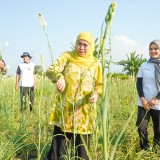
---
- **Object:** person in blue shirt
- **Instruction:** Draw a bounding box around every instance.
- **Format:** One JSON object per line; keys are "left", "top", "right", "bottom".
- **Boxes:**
{"left": 136, "top": 40, "right": 160, "bottom": 150}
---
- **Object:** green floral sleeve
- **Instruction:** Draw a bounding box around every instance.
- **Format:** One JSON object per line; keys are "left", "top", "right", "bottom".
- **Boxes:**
{"left": 46, "top": 54, "right": 67, "bottom": 83}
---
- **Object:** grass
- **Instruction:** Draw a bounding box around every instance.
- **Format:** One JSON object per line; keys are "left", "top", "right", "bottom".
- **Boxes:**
{"left": 0, "top": 75, "right": 159, "bottom": 159}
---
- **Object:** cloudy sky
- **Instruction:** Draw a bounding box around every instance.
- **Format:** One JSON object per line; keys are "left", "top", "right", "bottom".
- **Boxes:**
{"left": 0, "top": 0, "right": 160, "bottom": 75}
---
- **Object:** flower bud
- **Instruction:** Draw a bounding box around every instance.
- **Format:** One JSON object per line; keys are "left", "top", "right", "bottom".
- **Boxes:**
{"left": 38, "top": 13, "right": 47, "bottom": 29}
{"left": 105, "top": 2, "right": 117, "bottom": 24}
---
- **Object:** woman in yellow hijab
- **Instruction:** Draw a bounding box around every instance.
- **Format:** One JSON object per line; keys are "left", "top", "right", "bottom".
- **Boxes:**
{"left": 46, "top": 32, "right": 102, "bottom": 160}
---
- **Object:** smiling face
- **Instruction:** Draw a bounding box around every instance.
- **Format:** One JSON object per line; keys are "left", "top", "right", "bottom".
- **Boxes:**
{"left": 75, "top": 40, "right": 91, "bottom": 57}
{"left": 149, "top": 43, "right": 160, "bottom": 59}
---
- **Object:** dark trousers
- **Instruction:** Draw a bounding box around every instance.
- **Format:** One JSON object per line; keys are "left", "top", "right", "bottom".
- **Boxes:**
{"left": 47, "top": 125, "right": 90, "bottom": 160}
{"left": 20, "top": 86, "right": 34, "bottom": 111}
{"left": 136, "top": 106, "right": 160, "bottom": 149}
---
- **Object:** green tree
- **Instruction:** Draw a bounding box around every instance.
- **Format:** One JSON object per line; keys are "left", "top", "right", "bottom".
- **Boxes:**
{"left": 117, "top": 51, "right": 147, "bottom": 77}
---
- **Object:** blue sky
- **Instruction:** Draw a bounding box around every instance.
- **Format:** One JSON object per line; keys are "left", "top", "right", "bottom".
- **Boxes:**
{"left": 1, "top": 0, "right": 160, "bottom": 75}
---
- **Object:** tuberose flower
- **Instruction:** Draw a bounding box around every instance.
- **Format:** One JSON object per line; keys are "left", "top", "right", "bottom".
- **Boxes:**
{"left": 38, "top": 13, "right": 47, "bottom": 29}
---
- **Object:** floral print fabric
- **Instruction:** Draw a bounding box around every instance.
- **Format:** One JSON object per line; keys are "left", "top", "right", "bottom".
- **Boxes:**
{"left": 47, "top": 54, "right": 102, "bottom": 134}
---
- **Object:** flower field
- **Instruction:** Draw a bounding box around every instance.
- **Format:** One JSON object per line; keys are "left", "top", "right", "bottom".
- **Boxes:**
{"left": 0, "top": 75, "right": 159, "bottom": 160}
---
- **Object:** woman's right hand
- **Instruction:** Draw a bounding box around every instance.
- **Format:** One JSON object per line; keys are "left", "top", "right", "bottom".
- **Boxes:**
{"left": 57, "top": 78, "right": 66, "bottom": 92}
{"left": 140, "top": 97, "right": 150, "bottom": 110}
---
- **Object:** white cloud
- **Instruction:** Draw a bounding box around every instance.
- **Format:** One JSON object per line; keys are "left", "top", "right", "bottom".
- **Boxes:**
{"left": 115, "top": 35, "right": 138, "bottom": 46}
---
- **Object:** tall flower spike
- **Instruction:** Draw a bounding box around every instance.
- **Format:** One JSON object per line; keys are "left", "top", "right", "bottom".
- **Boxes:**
{"left": 105, "top": 2, "right": 116, "bottom": 24}
{"left": 40, "top": 54, "right": 44, "bottom": 72}
{"left": 39, "top": 13, "right": 47, "bottom": 29}
{"left": 38, "top": 13, "right": 54, "bottom": 63}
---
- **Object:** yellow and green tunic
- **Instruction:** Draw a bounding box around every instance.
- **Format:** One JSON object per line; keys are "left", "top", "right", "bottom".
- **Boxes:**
{"left": 46, "top": 32, "right": 102, "bottom": 134}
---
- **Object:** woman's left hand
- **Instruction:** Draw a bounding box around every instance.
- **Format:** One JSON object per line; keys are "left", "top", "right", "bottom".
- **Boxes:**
{"left": 89, "top": 92, "right": 98, "bottom": 103}
{"left": 148, "top": 98, "right": 159, "bottom": 107}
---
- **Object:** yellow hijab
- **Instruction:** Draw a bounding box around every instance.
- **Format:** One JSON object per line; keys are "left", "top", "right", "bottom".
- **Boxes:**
{"left": 64, "top": 32, "right": 98, "bottom": 69}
